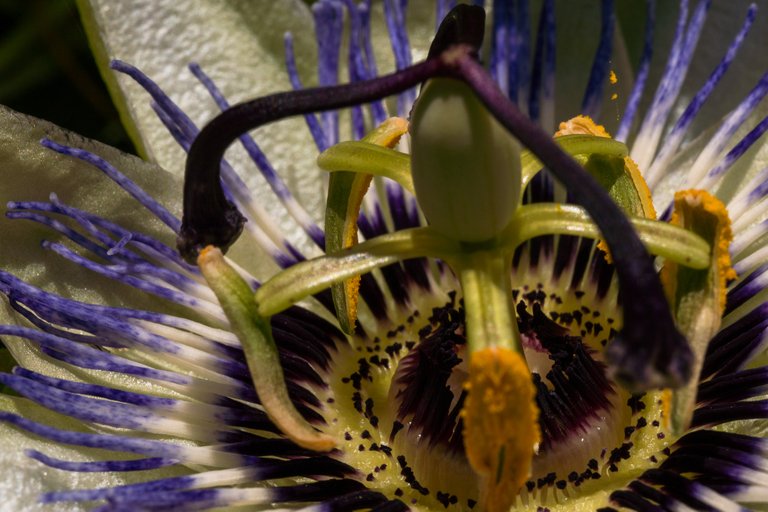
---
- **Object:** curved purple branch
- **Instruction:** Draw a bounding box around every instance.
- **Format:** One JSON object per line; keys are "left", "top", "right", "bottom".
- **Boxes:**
{"left": 177, "top": 56, "right": 447, "bottom": 263}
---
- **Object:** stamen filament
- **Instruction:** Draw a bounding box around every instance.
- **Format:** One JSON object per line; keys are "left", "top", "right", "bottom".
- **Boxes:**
{"left": 197, "top": 246, "right": 335, "bottom": 452}
{"left": 321, "top": 133, "right": 629, "bottom": 203}
{"left": 318, "top": 141, "right": 414, "bottom": 194}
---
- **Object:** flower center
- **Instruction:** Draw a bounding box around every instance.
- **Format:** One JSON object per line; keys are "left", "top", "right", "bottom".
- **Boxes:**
{"left": 313, "top": 256, "right": 671, "bottom": 510}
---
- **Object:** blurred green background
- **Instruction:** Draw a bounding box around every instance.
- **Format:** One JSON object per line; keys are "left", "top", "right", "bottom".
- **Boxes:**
{"left": 1, "top": 0, "right": 133, "bottom": 152}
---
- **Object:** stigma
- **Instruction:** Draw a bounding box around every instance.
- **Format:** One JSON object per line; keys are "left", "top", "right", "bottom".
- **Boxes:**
{"left": 462, "top": 347, "right": 540, "bottom": 512}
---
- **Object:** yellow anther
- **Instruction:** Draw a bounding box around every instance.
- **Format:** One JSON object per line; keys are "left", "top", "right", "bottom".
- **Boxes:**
{"left": 366, "top": 116, "right": 410, "bottom": 147}
{"left": 664, "top": 189, "right": 737, "bottom": 313}
{"left": 462, "top": 347, "right": 540, "bottom": 512}
{"left": 660, "top": 190, "right": 736, "bottom": 435}
{"left": 555, "top": 116, "right": 656, "bottom": 219}
{"left": 609, "top": 70, "right": 618, "bottom": 84}
{"left": 340, "top": 117, "right": 408, "bottom": 329}
{"left": 660, "top": 388, "right": 673, "bottom": 431}
{"left": 556, "top": 116, "right": 658, "bottom": 261}
{"left": 595, "top": 154, "right": 656, "bottom": 262}
{"left": 623, "top": 156, "right": 657, "bottom": 220}
{"left": 554, "top": 115, "right": 611, "bottom": 138}
{"left": 324, "top": 117, "right": 409, "bottom": 333}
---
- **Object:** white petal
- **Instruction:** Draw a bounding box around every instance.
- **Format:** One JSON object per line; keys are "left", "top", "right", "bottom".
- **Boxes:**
{"left": 77, "top": 0, "right": 315, "bottom": 174}
{"left": 77, "top": 0, "right": 338, "bottom": 244}
{"left": 0, "top": 105, "right": 179, "bottom": 299}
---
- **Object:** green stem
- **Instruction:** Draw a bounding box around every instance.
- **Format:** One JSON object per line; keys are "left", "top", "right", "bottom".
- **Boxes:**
{"left": 454, "top": 251, "right": 522, "bottom": 354}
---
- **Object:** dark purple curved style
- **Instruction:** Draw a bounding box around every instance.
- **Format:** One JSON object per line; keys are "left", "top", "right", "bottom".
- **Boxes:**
{"left": 177, "top": 56, "right": 446, "bottom": 263}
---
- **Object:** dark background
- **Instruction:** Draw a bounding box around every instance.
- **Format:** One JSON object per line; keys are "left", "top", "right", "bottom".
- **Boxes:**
{"left": 1, "top": 0, "right": 132, "bottom": 151}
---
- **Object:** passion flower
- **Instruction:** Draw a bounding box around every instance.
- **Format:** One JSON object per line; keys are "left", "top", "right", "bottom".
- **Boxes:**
{"left": 0, "top": 2, "right": 767, "bottom": 512}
